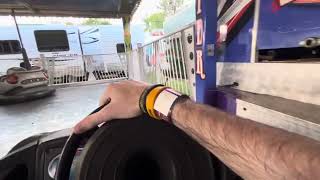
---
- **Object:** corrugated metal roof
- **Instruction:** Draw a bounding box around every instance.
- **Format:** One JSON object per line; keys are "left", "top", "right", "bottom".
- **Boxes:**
{"left": 0, "top": 0, "right": 141, "bottom": 18}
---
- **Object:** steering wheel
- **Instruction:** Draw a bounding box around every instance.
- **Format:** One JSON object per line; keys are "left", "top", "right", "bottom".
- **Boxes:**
{"left": 55, "top": 105, "right": 215, "bottom": 180}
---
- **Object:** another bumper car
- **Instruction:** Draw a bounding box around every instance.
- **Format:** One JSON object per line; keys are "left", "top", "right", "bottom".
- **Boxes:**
{"left": 0, "top": 66, "right": 56, "bottom": 105}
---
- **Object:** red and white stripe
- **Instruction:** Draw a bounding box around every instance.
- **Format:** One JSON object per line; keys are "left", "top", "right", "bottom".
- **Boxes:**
{"left": 279, "top": 0, "right": 320, "bottom": 6}
{"left": 217, "top": 0, "right": 254, "bottom": 42}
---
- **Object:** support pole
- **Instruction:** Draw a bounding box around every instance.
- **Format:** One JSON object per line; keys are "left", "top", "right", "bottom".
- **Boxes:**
{"left": 194, "top": 0, "right": 218, "bottom": 104}
{"left": 122, "top": 16, "right": 132, "bottom": 52}
{"left": 12, "top": 9, "right": 31, "bottom": 70}
{"left": 78, "top": 29, "right": 88, "bottom": 78}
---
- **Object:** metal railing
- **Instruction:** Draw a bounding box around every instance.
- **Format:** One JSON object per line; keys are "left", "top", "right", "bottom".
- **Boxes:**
{"left": 32, "top": 53, "right": 128, "bottom": 86}
{"left": 0, "top": 26, "right": 196, "bottom": 97}
{"left": 132, "top": 25, "right": 196, "bottom": 98}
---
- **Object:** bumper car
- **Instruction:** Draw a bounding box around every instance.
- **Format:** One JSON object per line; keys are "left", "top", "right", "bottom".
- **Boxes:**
{"left": 0, "top": 66, "right": 56, "bottom": 105}
{"left": 0, "top": 115, "right": 241, "bottom": 180}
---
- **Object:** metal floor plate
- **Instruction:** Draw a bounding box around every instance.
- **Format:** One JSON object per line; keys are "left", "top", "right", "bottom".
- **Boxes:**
{"left": 0, "top": 83, "right": 108, "bottom": 158}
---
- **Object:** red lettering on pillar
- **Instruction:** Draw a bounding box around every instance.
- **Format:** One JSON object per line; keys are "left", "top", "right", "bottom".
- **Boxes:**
{"left": 197, "top": 0, "right": 202, "bottom": 14}
{"left": 196, "top": 50, "right": 206, "bottom": 79}
{"left": 196, "top": 19, "right": 203, "bottom": 46}
{"left": 195, "top": 0, "right": 205, "bottom": 80}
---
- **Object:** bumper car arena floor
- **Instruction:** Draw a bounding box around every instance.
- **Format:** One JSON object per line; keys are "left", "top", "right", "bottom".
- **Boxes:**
{"left": 0, "top": 83, "right": 107, "bottom": 158}
{"left": 0, "top": 86, "right": 56, "bottom": 105}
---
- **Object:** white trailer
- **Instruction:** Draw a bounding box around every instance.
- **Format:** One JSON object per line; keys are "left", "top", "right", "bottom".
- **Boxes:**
{"left": 0, "top": 24, "right": 144, "bottom": 80}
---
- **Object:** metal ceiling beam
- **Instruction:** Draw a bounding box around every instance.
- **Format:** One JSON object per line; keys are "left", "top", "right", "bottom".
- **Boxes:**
{"left": 0, "top": 0, "right": 141, "bottom": 18}
{"left": 0, "top": 9, "right": 132, "bottom": 18}
{"left": 17, "top": 0, "right": 35, "bottom": 12}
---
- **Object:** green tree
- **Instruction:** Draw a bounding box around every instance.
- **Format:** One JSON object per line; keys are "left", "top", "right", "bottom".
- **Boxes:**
{"left": 159, "top": 0, "right": 184, "bottom": 15}
{"left": 82, "top": 18, "right": 111, "bottom": 25}
{"left": 65, "top": 22, "right": 74, "bottom": 26}
{"left": 144, "top": 12, "right": 165, "bottom": 32}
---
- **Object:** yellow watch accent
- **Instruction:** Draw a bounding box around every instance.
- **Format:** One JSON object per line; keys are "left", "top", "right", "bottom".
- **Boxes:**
{"left": 146, "top": 86, "right": 167, "bottom": 119}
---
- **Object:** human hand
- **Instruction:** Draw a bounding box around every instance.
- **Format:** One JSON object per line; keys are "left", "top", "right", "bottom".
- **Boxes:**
{"left": 74, "top": 80, "right": 148, "bottom": 134}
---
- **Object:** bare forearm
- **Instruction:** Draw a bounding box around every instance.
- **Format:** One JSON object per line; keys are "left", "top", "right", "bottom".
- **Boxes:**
{"left": 172, "top": 100, "right": 320, "bottom": 180}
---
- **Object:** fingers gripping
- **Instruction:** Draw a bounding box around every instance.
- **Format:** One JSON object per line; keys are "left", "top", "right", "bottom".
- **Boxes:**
{"left": 74, "top": 99, "right": 113, "bottom": 134}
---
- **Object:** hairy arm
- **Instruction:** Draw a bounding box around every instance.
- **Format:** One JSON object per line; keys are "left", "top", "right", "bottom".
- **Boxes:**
{"left": 172, "top": 99, "right": 320, "bottom": 180}
{"left": 74, "top": 81, "right": 320, "bottom": 180}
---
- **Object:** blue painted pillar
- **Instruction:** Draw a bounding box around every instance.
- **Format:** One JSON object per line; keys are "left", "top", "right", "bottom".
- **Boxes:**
{"left": 195, "top": 0, "right": 217, "bottom": 104}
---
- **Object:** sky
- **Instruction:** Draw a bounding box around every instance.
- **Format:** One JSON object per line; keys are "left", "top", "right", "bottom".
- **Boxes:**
{"left": 0, "top": 0, "right": 163, "bottom": 26}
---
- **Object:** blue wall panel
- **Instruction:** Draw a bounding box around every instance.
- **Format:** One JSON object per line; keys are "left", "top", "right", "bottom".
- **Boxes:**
{"left": 258, "top": 1, "right": 320, "bottom": 49}
{"left": 220, "top": 18, "right": 253, "bottom": 63}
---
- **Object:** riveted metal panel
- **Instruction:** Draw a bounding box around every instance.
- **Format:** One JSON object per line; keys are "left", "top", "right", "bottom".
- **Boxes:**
{"left": 236, "top": 99, "right": 320, "bottom": 141}
{"left": 182, "top": 26, "right": 196, "bottom": 99}
{"left": 217, "top": 62, "right": 320, "bottom": 106}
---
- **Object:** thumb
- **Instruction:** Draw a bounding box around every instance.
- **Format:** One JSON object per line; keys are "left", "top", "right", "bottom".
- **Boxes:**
{"left": 73, "top": 104, "right": 114, "bottom": 134}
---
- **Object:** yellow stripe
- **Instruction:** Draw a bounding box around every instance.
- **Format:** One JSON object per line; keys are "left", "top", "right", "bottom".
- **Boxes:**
{"left": 146, "top": 86, "right": 167, "bottom": 119}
